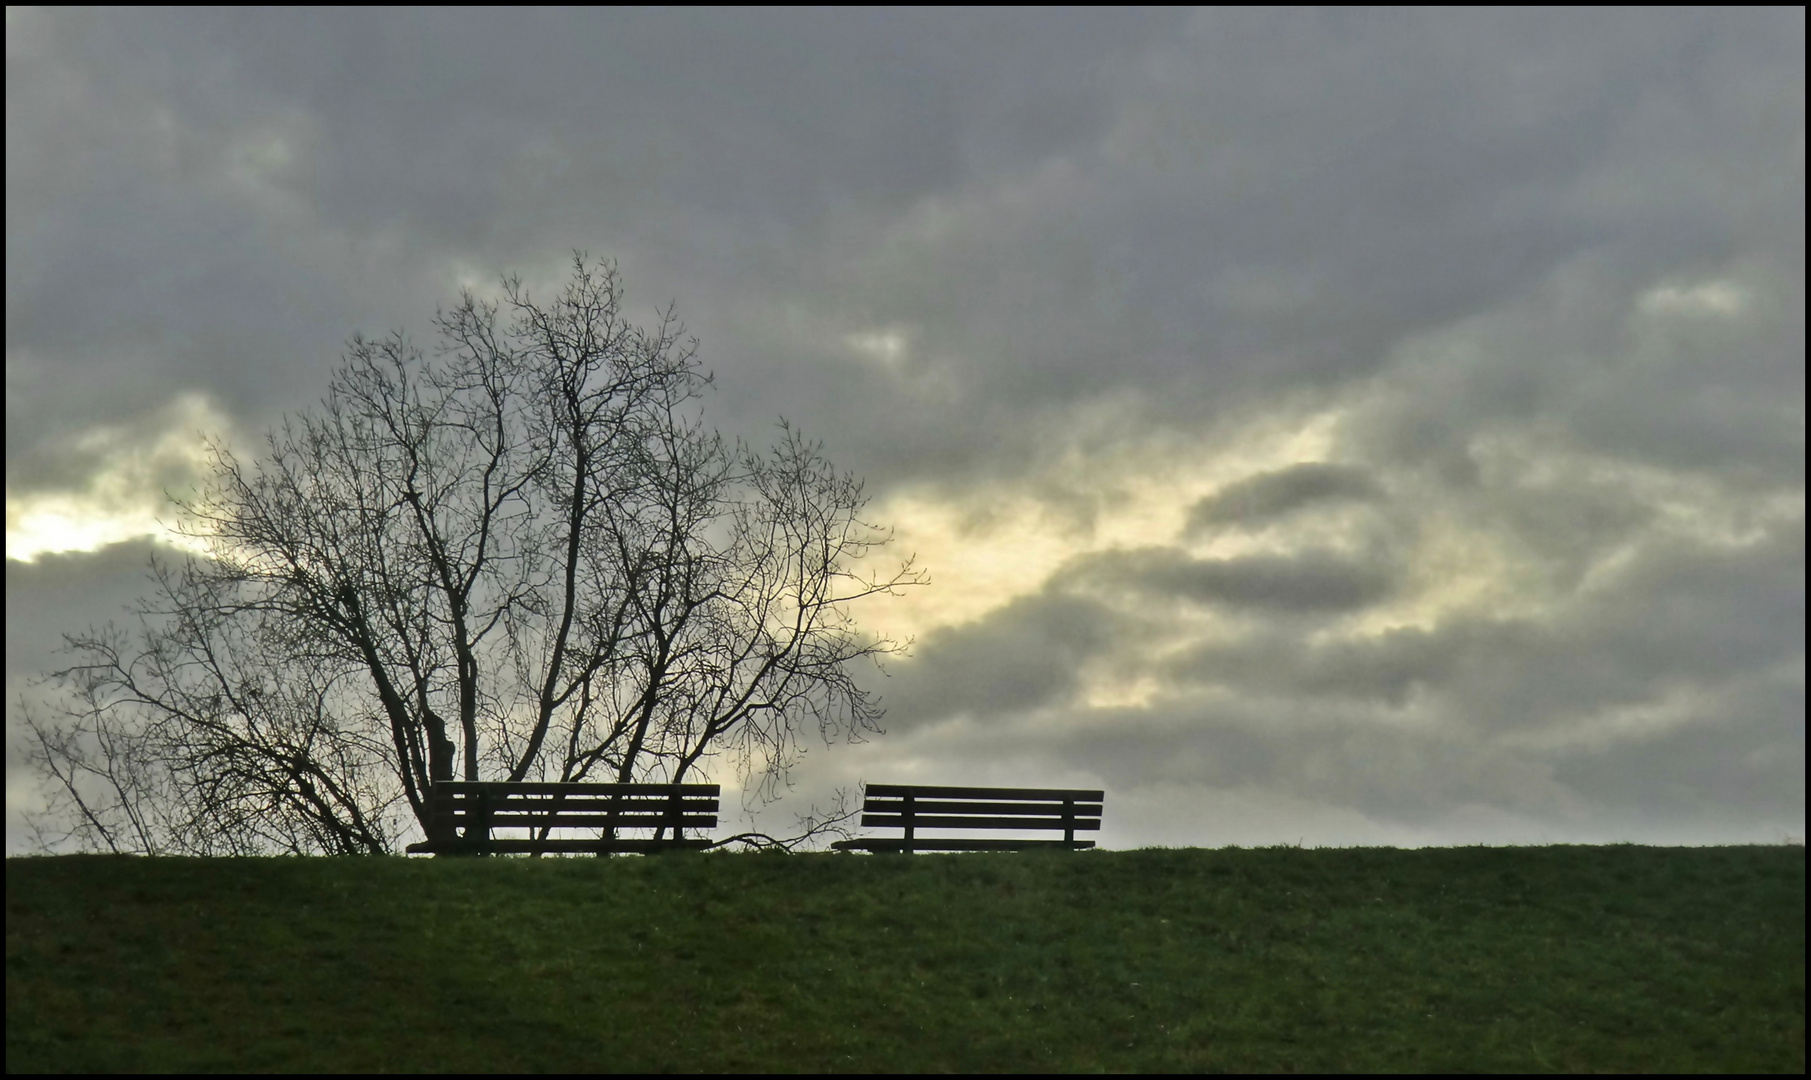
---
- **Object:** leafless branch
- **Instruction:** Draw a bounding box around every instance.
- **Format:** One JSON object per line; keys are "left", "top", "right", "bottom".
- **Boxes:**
{"left": 14, "top": 254, "right": 921, "bottom": 855}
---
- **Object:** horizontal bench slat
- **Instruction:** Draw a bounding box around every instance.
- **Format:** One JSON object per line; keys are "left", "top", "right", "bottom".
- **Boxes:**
{"left": 865, "top": 785, "right": 1103, "bottom": 801}
{"left": 430, "top": 811, "right": 715, "bottom": 823}
{"left": 424, "top": 810, "right": 717, "bottom": 820}
{"left": 862, "top": 799, "right": 1101, "bottom": 816}
{"left": 428, "top": 797, "right": 719, "bottom": 812}
{"left": 832, "top": 838, "right": 1096, "bottom": 852}
{"left": 445, "top": 814, "right": 718, "bottom": 829}
{"left": 407, "top": 838, "right": 715, "bottom": 855}
{"left": 860, "top": 815, "right": 1100, "bottom": 831}
{"left": 432, "top": 782, "right": 720, "bottom": 795}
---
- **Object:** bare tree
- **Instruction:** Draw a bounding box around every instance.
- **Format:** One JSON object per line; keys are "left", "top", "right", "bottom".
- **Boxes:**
{"left": 15, "top": 255, "right": 921, "bottom": 854}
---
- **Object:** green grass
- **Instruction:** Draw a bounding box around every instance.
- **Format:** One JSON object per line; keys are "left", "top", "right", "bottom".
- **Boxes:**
{"left": 6, "top": 845, "right": 1803, "bottom": 1073}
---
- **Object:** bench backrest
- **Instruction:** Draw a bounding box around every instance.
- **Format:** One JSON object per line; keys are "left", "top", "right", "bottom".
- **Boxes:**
{"left": 861, "top": 784, "right": 1104, "bottom": 850}
{"left": 426, "top": 782, "right": 720, "bottom": 848}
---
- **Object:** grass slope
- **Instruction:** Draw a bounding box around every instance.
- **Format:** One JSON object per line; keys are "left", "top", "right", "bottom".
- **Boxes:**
{"left": 6, "top": 846, "right": 1804, "bottom": 1073}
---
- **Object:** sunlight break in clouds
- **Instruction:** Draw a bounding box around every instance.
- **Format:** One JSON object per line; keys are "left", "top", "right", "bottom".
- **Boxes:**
{"left": 1637, "top": 280, "right": 1748, "bottom": 318}
{"left": 5, "top": 393, "right": 225, "bottom": 563}
{"left": 845, "top": 329, "right": 908, "bottom": 371}
{"left": 853, "top": 403, "right": 1345, "bottom": 648}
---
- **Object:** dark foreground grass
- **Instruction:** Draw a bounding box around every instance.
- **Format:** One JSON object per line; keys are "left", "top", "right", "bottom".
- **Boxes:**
{"left": 6, "top": 845, "right": 1803, "bottom": 1073}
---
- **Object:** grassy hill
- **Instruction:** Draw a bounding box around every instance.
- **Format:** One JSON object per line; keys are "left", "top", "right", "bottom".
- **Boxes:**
{"left": 6, "top": 845, "right": 1803, "bottom": 1073}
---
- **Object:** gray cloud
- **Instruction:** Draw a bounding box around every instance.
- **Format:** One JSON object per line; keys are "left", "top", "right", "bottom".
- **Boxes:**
{"left": 1078, "top": 546, "right": 1401, "bottom": 615}
{"left": 6, "top": 540, "right": 177, "bottom": 853}
{"left": 1551, "top": 669, "right": 1804, "bottom": 828}
{"left": 854, "top": 487, "right": 1800, "bottom": 840}
{"left": 1185, "top": 464, "right": 1383, "bottom": 532}
{"left": 1167, "top": 516, "right": 1803, "bottom": 727}
{"left": 5, "top": 539, "right": 168, "bottom": 684}
{"left": 874, "top": 592, "right": 1126, "bottom": 730}
{"left": 7, "top": 8, "right": 1802, "bottom": 847}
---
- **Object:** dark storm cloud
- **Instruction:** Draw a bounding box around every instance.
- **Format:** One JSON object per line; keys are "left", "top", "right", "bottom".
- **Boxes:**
{"left": 14, "top": 8, "right": 1797, "bottom": 486}
{"left": 874, "top": 592, "right": 1126, "bottom": 730}
{"left": 1076, "top": 546, "right": 1400, "bottom": 615}
{"left": 1167, "top": 517, "right": 1803, "bottom": 724}
{"left": 1334, "top": 255, "right": 1806, "bottom": 498}
{"left": 6, "top": 7, "right": 1191, "bottom": 491}
{"left": 1184, "top": 464, "right": 1383, "bottom": 532}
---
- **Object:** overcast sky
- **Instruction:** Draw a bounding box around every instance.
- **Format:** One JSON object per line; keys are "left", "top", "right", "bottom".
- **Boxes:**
{"left": 7, "top": 8, "right": 1803, "bottom": 851}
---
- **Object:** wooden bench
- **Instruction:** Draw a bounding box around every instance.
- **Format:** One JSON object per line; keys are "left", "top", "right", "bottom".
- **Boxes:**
{"left": 404, "top": 781, "right": 719, "bottom": 856}
{"left": 829, "top": 784, "right": 1104, "bottom": 853}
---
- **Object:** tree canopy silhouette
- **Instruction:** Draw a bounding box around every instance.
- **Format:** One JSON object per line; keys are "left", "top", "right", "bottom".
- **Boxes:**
{"left": 18, "top": 256, "right": 921, "bottom": 855}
